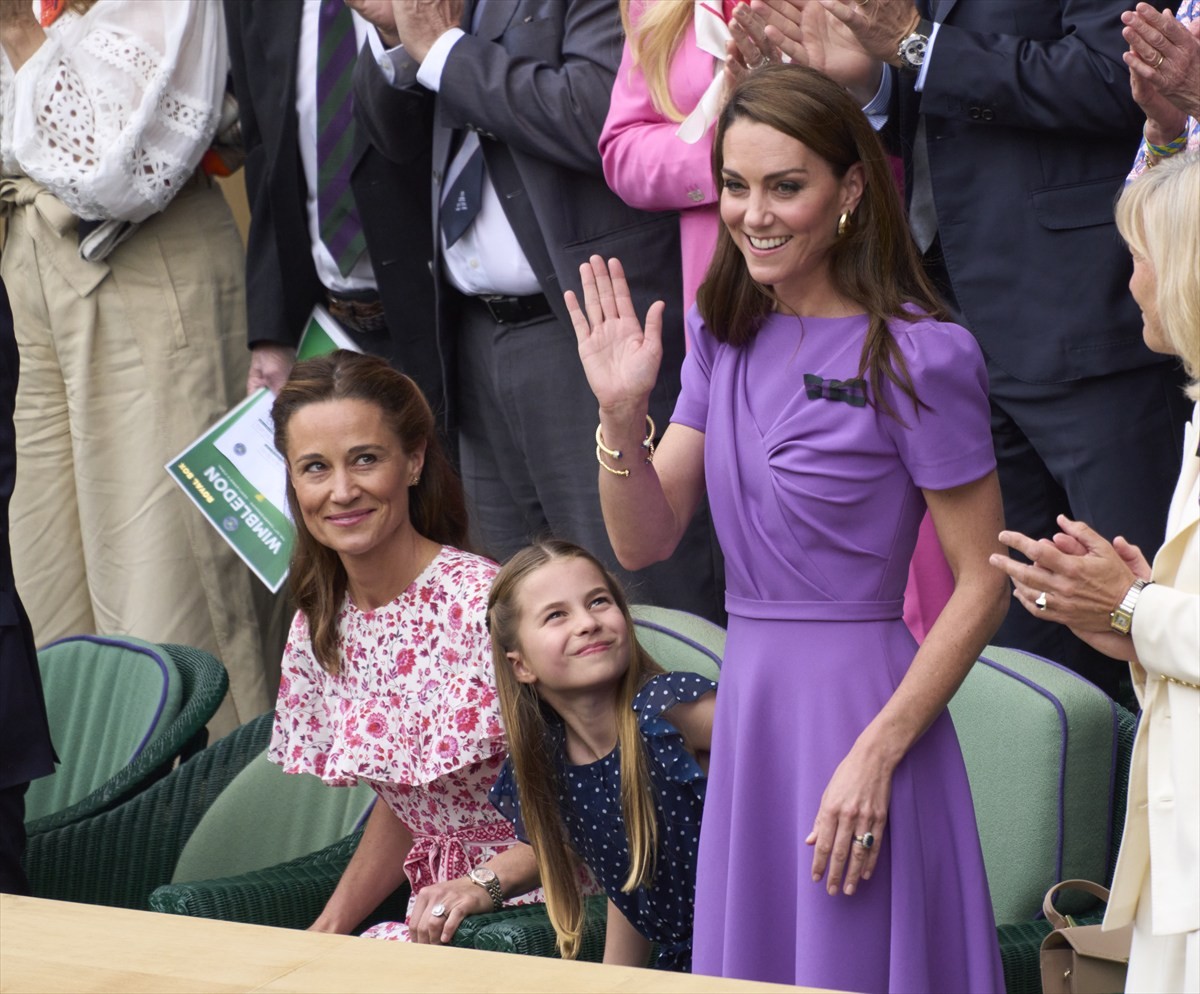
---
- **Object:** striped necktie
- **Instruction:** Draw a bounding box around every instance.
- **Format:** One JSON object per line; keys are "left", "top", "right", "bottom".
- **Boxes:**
{"left": 316, "top": 0, "right": 366, "bottom": 276}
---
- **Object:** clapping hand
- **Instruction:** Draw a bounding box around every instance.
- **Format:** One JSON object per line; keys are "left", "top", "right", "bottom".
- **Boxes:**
{"left": 566, "top": 256, "right": 664, "bottom": 417}
{"left": 1123, "top": 1, "right": 1200, "bottom": 139}
{"left": 750, "top": 0, "right": 882, "bottom": 102}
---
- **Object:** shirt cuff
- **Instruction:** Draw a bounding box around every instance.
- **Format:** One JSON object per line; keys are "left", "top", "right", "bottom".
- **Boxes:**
{"left": 415, "top": 27, "right": 466, "bottom": 92}
{"left": 914, "top": 21, "right": 941, "bottom": 92}
{"left": 862, "top": 68, "right": 892, "bottom": 131}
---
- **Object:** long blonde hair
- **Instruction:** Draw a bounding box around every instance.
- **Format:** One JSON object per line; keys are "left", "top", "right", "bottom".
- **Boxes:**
{"left": 1115, "top": 152, "right": 1200, "bottom": 400}
{"left": 619, "top": 0, "right": 694, "bottom": 123}
{"left": 488, "top": 541, "right": 664, "bottom": 959}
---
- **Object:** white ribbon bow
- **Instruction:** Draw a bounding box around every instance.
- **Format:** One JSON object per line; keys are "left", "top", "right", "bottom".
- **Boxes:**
{"left": 675, "top": 0, "right": 732, "bottom": 145}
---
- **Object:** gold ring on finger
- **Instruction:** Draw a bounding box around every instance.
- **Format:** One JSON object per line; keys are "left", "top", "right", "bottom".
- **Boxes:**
{"left": 852, "top": 831, "right": 875, "bottom": 850}
{"left": 1151, "top": 50, "right": 1165, "bottom": 69}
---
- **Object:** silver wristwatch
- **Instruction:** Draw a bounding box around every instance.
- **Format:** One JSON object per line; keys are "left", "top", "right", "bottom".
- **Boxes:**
{"left": 1110, "top": 579, "right": 1153, "bottom": 635}
{"left": 469, "top": 866, "right": 503, "bottom": 911}
{"left": 896, "top": 18, "right": 933, "bottom": 71}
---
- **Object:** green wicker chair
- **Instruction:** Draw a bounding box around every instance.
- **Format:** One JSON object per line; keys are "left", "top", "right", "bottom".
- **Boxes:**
{"left": 949, "top": 646, "right": 1138, "bottom": 994}
{"left": 24, "top": 707, "right": 269, "bottom": 908}
{"left": 147, "top": 728, "right": 377, "bottom": 926}
{"left": 25, "top": 637, "right": 228, "bottom": 838}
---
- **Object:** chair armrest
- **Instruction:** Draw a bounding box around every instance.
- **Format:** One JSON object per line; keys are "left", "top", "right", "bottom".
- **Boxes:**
{"left": 149, "top": 833, "right": 365, "bottom": 929}
{"left": 451, "top": 895, "right": 608, "bottom": 960}
{"left": 150, "top": 830, "right": 412, "bottom": 934}
{"left": 24, "top": 711, "right": 273, "bottom": 908}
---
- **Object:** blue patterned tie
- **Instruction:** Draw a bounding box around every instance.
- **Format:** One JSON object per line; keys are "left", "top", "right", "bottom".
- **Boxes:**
{"left": 317, "top": 0, "right": 366, "bottom": 276}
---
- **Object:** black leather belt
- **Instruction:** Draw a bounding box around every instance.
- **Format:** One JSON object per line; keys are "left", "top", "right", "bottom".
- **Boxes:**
{"left": 476, "top": 292, "right": 553, "bottom": 325}
{"left": 326, "top": 288, "right": 387, "bottom": 335}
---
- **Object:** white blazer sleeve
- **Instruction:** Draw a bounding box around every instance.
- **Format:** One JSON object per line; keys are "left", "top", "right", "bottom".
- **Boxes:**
{"left": 1132, "top": 568, "right": 1200, "bottom": 687}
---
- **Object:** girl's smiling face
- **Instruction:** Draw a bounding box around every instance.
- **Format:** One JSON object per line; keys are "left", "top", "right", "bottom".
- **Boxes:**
{"left": 506, "top": 557, "right": 631, "bottom": 701}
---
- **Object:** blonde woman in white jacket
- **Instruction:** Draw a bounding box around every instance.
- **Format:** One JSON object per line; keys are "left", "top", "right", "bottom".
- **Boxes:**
{"left": 991, "top": 151, "right": 1199, "bottom": 993}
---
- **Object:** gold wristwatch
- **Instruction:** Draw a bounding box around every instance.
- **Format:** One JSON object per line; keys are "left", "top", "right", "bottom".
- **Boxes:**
{"left": 469, "top": 866, "right": 503, "bottom": 911}
{"left": 1110, "top": 579, "right": 1152, "bottom": 635}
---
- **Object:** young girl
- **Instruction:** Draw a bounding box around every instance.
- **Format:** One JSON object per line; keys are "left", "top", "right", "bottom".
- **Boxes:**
{"left": 487, "top": 541, "right": 716, "bottom": 971}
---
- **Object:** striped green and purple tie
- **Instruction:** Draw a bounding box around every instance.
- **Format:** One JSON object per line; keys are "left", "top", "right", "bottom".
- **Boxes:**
{"left": 316, "top": 0, "right": 366, "bottom": 276}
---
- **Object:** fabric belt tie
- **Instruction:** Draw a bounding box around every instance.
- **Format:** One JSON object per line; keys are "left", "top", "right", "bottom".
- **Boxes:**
{"left": 0, "top": 176, "right": 110, "bottom": 297}
{"left": 725, "top": 593, "right": 904, "bottom": 622}
{"left": 403, "top": 822, "right": 518, "bottom": 895}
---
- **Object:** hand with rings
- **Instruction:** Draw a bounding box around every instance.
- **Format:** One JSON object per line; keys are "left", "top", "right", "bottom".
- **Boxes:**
{"left": 988, "top": 515, "right": 1147, "bottom": 634}
{"left": 1122, "top": 2, "right": 1200, "bottom": 125}
{"left": 807, "top": 744, "right": 892, "bottom": 897}
{"left": 725, "top": 2, "right": 781, "bottom": 86}
{"left": 407, "top": 876, "right": 493, "bottom": 944}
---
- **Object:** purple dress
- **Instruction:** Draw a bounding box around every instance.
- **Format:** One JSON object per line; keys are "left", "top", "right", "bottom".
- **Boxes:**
{"left": 674, "top": 309, "right": 1005, "bottom": 993}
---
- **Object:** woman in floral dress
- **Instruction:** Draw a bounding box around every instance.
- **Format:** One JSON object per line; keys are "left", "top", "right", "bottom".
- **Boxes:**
{"left": 269, "top": 350, "right": 539, "bottom": 943}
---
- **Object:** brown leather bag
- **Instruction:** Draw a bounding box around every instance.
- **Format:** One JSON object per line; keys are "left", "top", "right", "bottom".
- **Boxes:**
{"left": 1040, "top": 879, "right": 1134, "bottom": 994}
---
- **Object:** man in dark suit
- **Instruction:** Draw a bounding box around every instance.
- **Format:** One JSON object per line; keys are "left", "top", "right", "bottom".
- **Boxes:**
{"left": 0, "top": 278, "right": 55, "bottom": 895}
{"left": 224, "top": 0, "right": 441, "bottom": 413}
{"left": 350, "top": 0, "right": 722, "bottom": 620}
{"left": 782, "top": 0, "right": 1192, "bottom": 698}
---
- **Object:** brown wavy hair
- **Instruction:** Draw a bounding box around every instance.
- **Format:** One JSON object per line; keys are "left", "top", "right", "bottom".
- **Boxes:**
{"left": 271, "top": 351, "right": 469, "bottom": 674}
{"left": 698, "top": 63, "right": 947, "bottom": 421}
{"left": 488, "top": 540, "right": 664, "bottom": 959}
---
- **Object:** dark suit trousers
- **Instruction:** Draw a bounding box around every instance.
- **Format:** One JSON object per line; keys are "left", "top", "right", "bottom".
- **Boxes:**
{"left": 988, "top": 359, "right": 1192, "bottom": 702}
{"left": 455, "top": 294, "right": 723, "bottom": 621}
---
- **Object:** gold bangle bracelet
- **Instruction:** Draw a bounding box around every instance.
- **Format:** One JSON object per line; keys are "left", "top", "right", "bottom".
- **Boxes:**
{"left": 596, "top": 415, "right": 657, "bottom": 478}
{"left": 596, "top": 446, "right": 631, "bottom": 477}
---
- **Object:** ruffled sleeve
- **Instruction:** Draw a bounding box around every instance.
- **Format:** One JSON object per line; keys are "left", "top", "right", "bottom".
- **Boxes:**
{"left": 880, "top": 315, "right": 997, "bottom": 491}
{"left": 0, "top": 0, "right": 225, "bottom": 221}
{"left": 270, "top": 548, "right": 506, "bottom": 788}
{"left": 632, "top": 671, "right": 715, "bottom": 787}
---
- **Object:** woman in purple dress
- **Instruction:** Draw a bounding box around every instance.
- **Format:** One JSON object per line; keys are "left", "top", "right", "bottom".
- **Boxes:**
{"left": 565, "top": 64, "right": 1008, "bottom": 992}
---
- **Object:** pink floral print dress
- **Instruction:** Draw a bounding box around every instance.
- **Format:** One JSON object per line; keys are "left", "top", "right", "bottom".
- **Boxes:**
{"left": 269, "top": 545, "right": 540, "bottom": 940}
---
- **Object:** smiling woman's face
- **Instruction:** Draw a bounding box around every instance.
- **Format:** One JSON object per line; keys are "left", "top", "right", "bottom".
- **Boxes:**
{"left": 285, "top": 398, "right": 424, "bottom": 564}
{"left": 719, "top": 118, "right": 863, "bottom": 310}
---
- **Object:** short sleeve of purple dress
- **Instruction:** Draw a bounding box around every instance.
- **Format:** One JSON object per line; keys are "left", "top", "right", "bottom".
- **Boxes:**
{"left": 676, "top": 306, "right": 1005, "bottom": 993}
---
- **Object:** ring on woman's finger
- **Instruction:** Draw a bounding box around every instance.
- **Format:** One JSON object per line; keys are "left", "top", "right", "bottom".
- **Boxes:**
{"left": 1150, "top": 49, "right": 1165, "bottom": 69}
{"left": 1035, "top": 591, "right": 1048, "bottom": 611}
{"left": 431, "top": 903, "right": 448, "bottom": 918}
{"left": 751, "top": 55, "right": 771, "bottom": 70}
{"left": 852, "top": 831, "right": 876, "bottom": 850}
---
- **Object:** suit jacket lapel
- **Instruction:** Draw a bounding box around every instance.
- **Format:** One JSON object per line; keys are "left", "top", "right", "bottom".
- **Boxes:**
{"left": 933, "top": 0, "right": 957, "bottom": 22}
{"left": 274, "top": 1, "right": 305, "bottom": 128}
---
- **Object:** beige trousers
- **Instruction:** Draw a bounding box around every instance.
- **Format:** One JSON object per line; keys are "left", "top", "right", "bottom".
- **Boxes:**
{"left": 0, "top": 175, "right": 274, "bottom": 735}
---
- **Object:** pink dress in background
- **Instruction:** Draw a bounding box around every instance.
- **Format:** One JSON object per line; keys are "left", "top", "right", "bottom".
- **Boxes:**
{"left": 599, "top": 3, "right": 720, "bottom": 318}
{"left": 270, "top": 546, "right": 541, "bottom": 940}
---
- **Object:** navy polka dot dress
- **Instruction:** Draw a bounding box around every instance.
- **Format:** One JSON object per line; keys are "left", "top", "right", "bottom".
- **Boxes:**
{"left": 490, "top": 671, "right": 715, "bottom": 971}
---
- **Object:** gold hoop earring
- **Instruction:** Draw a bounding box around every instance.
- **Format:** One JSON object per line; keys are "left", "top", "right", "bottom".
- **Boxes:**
{"left": 837, "top": 212, "right": 851, "bottom": 238}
